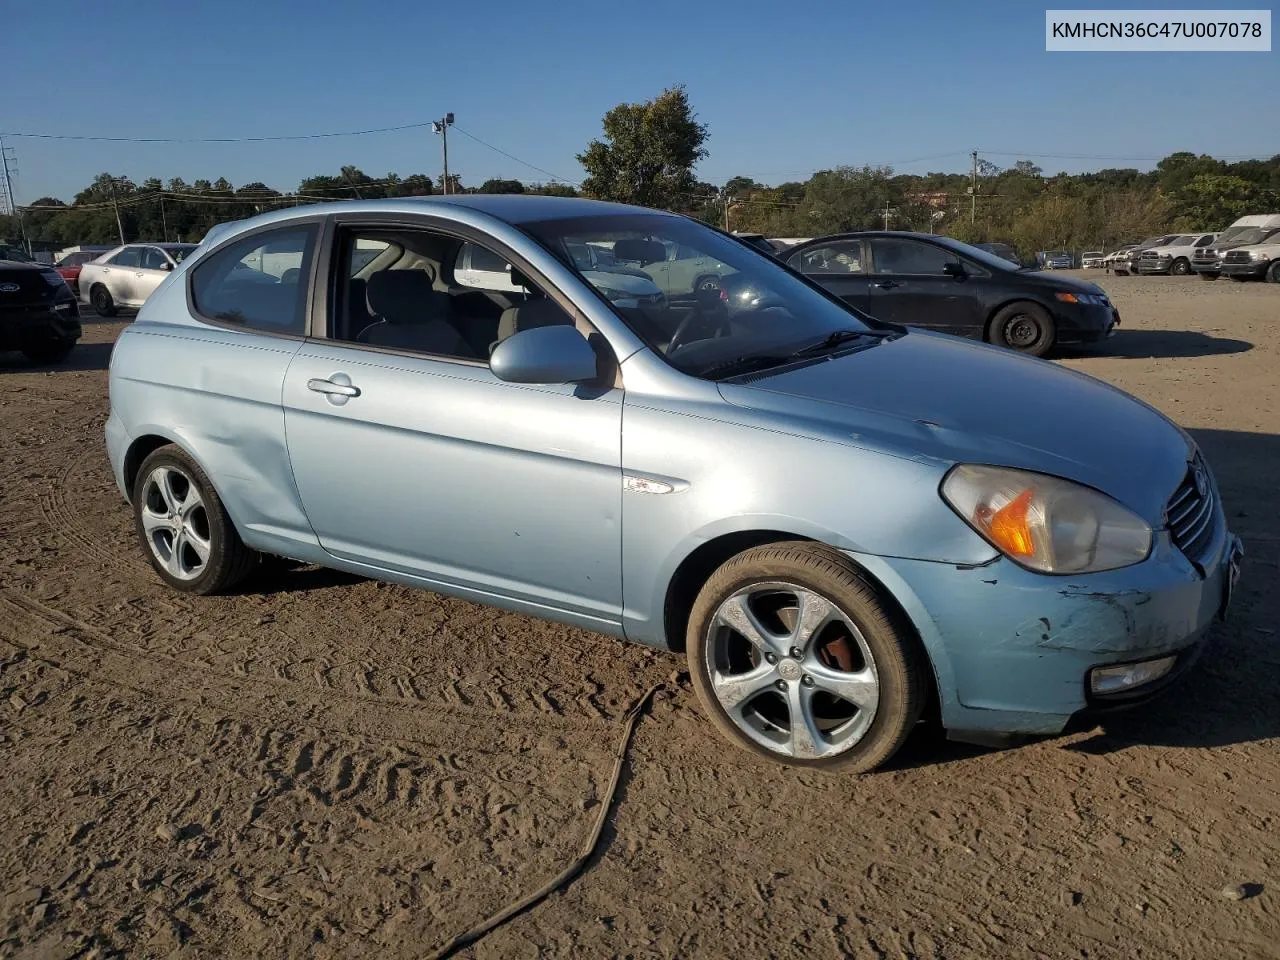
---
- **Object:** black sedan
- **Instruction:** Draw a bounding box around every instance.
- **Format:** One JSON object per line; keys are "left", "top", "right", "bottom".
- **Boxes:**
{"left": 0, "top": 259, "right": 82, "bottom": 364}
{"left": 782, "top": 232, "right": 1119, "bottom": 357}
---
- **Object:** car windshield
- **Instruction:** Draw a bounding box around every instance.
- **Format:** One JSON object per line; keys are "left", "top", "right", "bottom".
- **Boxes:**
{"left": 524, "top": 213, "right": 875, "bottom": 379}
{"left": 2, "top": 247, "right": 33, "bottom": 262}
{"left": 163, "top": 244, "right": 198, "bottom": 263}
{"left": 1228, "top": 227, "right": 1274, "bottom": 245}
{"left": 928, "top": 237, "right": 1021, "bottom": 271}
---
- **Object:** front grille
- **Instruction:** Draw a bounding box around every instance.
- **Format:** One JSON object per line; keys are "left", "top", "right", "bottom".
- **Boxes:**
{"left": 1166, "top": 456, "right": 1219, "bottom": 564}
{"left": 1222, "top": 250, "right": 1251, "bottom": 264}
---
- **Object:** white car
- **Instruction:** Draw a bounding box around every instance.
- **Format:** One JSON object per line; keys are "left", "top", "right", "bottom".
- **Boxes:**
{"left": 79, "top": 243, "right": 199, "bottom": 316}
{"left": 1081, "top": 250, "right": 1105, "bottom": 269}
{"left": 454, "top": 240, "right": 664, "bottom": 307}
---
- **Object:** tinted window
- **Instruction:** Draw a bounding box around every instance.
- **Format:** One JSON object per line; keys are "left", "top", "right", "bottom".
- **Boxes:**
{"left": 870, "top": 238, "right": 954, "bottom": 275}
{"left": 140, "top": 247, "right": 170, "bottom": 270}
{"left": 465, "top": 242, "right": 510, "bottom": 274}
{"left": 110, "top": 247, "right": 143, "bottom": 267}
{"left": 163, "top": 245, "right": 198, "bottom": 263}
{"left": 790, "top": 242, "right": 863, "bottom": 276}
{"left": 1196, "top": 235, "right": 1214, "bottom": 246}
{"left": 190, "top": 226, "right": 316, "bottom": 334}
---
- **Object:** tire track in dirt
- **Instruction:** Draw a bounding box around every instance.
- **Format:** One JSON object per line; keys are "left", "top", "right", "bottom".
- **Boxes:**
{"left": 1, "top": 589, "right": 619, "bottom": 752}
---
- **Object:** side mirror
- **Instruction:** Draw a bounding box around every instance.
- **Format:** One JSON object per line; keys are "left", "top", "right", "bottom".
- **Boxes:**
{"left": 161, "top": 262, "right": 174, "bottom": 272}
{"left": 943, "top": 261, "right": 966, "bottom": 279}
{"left": 490, "top": 324, "right": 599, "bottom": 385}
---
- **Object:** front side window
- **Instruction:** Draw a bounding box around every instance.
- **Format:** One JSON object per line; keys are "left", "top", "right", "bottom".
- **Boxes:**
{"left": 110, "top": 247, "right": 142, "bottom": 268}
{"left": 163, "top": 245, "right": 198, "bottom": 263}
{"left": 523, "top": 213, "right": 873, "bottom": 380}
{"left": 869, "top": 238, "right": 955, "bottom": 276}
{"left": 333, "top": 227, "right": 576, "bottom": 363}
{"left": 189, "top": 226, "right": 316, "bottom": 334}
{"left": 140, "top": 247, "right": 170, "bottom": 270}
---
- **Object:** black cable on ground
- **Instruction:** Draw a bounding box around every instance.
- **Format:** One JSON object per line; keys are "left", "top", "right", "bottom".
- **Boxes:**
{"left": 427, "top": 681, "right": 665, "bottom": 960}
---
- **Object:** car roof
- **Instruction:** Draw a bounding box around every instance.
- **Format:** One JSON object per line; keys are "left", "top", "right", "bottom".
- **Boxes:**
{"left": 192, "top": 196, "right": 677, "bottom": 250}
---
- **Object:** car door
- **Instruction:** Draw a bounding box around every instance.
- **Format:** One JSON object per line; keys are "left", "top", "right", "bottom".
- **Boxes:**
{"left": 866, "top": 236, "right": 985, "bottom": 333}
{"left": 786, "top": 240, "right": 871, "bottom": 311}
{"left": 102, "top": 246, "right": 143, "bottom": 304}
{"left": 281, "top": 218, "right": 625, "bottom": 626}
{"left": 134, "top": 246, "right": 173, "bottom": 303}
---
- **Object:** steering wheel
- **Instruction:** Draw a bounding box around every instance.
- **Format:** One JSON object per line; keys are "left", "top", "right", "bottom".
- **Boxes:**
{"left": 668, "top": 299, "right": 732, "bottom": 355}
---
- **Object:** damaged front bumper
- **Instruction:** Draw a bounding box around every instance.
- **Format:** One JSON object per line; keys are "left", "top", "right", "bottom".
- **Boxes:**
{"left": 848, "top": 524, "right": 1242, "bottom": 737}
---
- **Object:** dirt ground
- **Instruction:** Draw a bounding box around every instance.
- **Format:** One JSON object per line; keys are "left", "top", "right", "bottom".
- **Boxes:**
{"left": 2, "top": 273, "right": 1277, "bottom": 959}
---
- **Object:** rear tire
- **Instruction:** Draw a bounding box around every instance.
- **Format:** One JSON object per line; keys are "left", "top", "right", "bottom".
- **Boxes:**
{"left": 988, "top": 301, "right": 1055, "bottom": 357}
{"left": 91, "top": 285, "right": 117, "bottom": 318}
{"left": 1171, "top": 258, "right": 1191, "bottom": 276}
{"left": 132, "top": 445, "right": 260, "bottom": 595}
{"left": 686, "top": 542, "right": 926, "bottom": 773}
{"left": 21, "top": 339, "right": 75, "bottom": 365}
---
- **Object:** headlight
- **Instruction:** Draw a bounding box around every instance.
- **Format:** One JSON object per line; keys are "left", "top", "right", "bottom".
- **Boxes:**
{"left": 1250, "top": 250, "right": 1271, "bottom": 260}
{"left": 941, "top": 464, "right": 1152, "bottom": 573}
{"left": 1054, "top": 291, "right": 1108, "bottom": 306}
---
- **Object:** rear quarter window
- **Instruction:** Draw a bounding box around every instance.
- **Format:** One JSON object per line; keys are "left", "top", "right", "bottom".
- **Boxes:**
{"left": 189, "top": 225, "right": 317, "bottom": 335}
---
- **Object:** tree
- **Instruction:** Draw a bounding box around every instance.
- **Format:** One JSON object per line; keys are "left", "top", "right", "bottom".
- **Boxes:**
{"left": 578, "top": 85, "right": 708, "bottom": 209}
{"left": 802, "top": 165, "right": 894, "bottom": 234}
{"left": 478, "top": 178, "right": 526, "bottom": 194}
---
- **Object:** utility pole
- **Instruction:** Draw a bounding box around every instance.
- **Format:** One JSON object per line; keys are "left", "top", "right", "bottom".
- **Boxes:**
{"left": 882, "top": 201, "right": 893, "bottom": 231}
{"left": 0, "top": 139, "right": 30, "bottom": 256}
{"left": 109, "top": 178, "right": 125, "bottom": 245}
{"left": 970, "top": 150, "right": 978, "bottom": 224}
{"left": 723, "top": 193, "right": 731, "bottom": 232}
{"left": 432, "top": 113, "right": 454, "bottom": 195}
{"left": 159, "top": 194, "right": 168, "bottom": 242}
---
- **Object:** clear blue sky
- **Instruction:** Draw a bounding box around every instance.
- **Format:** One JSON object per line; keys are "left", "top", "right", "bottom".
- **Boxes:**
{"left": 9, "top": 0, "right": 1277, "bottom": 203}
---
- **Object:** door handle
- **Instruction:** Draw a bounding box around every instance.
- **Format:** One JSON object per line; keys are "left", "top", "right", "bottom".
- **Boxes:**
{"left": 874, "top": 280, "right": 900, "bottom": 290}
{"left": 135, "top": 272, "right": 145, "bottom": 277}
{"left": 307, "top": 377, "right": 360, "bottom": 398}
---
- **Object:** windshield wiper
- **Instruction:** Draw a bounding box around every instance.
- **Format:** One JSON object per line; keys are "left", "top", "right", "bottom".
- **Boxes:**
{"left": 791, "top": 329, "right": 888, "bottom": 357}
{"left": 694, "top": 353, "right": 797, "bottom": 380}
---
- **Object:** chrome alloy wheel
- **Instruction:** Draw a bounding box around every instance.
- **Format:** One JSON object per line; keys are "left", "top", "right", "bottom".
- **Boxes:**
{"left": 139, "top": 466, "right": 211, "bottom": 581}
{"left": 703, "top": 581, "right": 880, "bottom": 761}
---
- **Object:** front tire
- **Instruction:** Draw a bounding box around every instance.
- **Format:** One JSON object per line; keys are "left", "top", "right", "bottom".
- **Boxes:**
{"left": 1267, "top": 261, "right": 1280, "bottom": 284}
{"left": 1171, "top": 258, "right": 1191, "bottom": 276}
{"left": 988, "top": 302, "right": 1055, "bottom": 357}
{"left": 91, "top": 285, "right": 117, "bottom": 318}
{"left": 132, "top": 445, "right": 260, "bottom": 595}
{"left": 686, "top": 542, "right": 926, "bottom": 773}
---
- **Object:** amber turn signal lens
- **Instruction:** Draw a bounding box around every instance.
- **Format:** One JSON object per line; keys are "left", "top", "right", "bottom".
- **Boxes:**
{"left": 979, "top": 487, "right": 1037, "bottom": 557}
{"left": 1054, "top": 292, "right": 1079, "bottom": 303}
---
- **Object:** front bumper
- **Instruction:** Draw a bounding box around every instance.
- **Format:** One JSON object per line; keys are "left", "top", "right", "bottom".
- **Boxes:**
{"left": 1053, "top": 302, "right": 1119, "bottom": 343}
{"left": 0, "top": 301, "right": 82, "bottom": 350}
{"left": 1191, "top": 260, "right": 1220, "bottom": 275}
{"left": 1135, "top": 258, "right": 1172, "bottom": 275}
{"left": 1219, "top": 261, "right": 1268, "bottom": 278}
{"left": 850, "top": 519, "right": 1239, "bottom": 737}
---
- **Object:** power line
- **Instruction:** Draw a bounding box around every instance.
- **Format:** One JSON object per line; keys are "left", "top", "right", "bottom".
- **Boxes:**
{"left": 0, "top": 119, "right": 437, "bottom": 144}
{"left": 451, "top": 125, "right": 581, "bottom": 186}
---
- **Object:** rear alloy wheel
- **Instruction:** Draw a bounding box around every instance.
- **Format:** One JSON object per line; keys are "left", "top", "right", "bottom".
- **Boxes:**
{"left": 1267, "top": 261, "right": 1280, "bottom": 284}
{"left": 1171, "top": 258, "right": 1191, "bottom": 276}
{"left": 132, "top": 445, "right": 260, "bottom": 594}
{"left": 21, "top": 339, "right": 75, "bottom": 365}
{"left": 91, "top": 285, "right": 117, "bottom": 317}
{"left": 989, "top": 302, "right": 1055, "bottom": 357}
{"left": 686, "top": 543, "right": 926, "bottom": 772}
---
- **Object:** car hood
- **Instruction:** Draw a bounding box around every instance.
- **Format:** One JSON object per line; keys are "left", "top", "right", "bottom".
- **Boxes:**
{"left": 1017, "top": 269, "right": 1107, "bottom": 296}
{"left": 717, "top": 332, "right": 1191, "bottom": 523}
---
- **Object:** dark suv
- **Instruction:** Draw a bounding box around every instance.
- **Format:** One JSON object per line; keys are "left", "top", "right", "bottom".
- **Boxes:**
{"left": 783, "top": 232, "right": 1118, "bottom": 357}
{"left": 0, "top": 259, "right": 82, "bottom": 364}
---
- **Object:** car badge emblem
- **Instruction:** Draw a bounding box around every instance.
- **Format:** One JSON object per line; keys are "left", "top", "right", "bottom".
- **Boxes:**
{"left": 1193, "top": 463, "right": 1208, "bottom": 497}
{"left": 0, "top": 283, "right": 19, "bottom": 293}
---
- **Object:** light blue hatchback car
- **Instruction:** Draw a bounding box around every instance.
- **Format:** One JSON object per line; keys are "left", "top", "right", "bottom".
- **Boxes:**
{"left": 105, "top": 196, "right": 1243, "bottom": 771}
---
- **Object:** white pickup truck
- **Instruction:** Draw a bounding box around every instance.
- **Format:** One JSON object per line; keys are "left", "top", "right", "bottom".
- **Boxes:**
{"left": 1218, "top": 237, "right": 1280, "bottom": 283}
{"left": 1135, "top": 232, "right": 1217, "bottom": 275}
